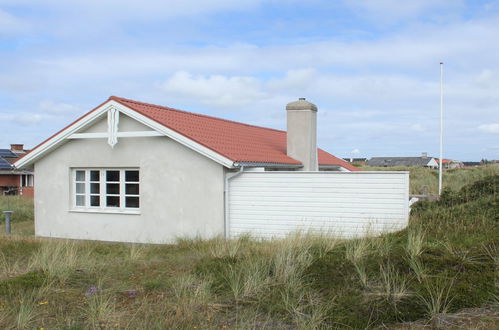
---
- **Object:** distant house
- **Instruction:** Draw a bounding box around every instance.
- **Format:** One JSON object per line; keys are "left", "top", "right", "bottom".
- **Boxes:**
{"left": 435, "top": 159, "right": 464, "bottom": 169}
{"left": 0, "top": 144, "right": 34, "bottom": 196}
{"left": 342, "top": 158, "right": 367, "bottom": 164}
{"left": 367, "top": 153, "right": 438, "bottom": 168}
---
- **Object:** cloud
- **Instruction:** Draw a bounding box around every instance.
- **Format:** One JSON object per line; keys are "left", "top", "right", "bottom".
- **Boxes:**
{"left": 0, "top": 113, "right": 51, "bottom": 125}
{"left": 39, "top": 100, "right": 80, "bottom": 114}
{"left": 411, "top": 124, "right": 425, "bottom": 132}
{"left": 351, "top": 148, "right": 360, "bottom": 155}
{"left": 267, "top": 68, "right": 318, "bottom": 92}
{"left": 159, "top": 71, "right": 267, "bottom": 108}
{"left": 344, "top": 0, "right": 465, "bottom": 25}
{"left": 0, "top": 8, "right": 29, "bottom": 35}
{"left": 0, "top": 0, "right": 263, "bottom": 21}
{"left": 478, "top": 123, "right": 499, "bottom": 134}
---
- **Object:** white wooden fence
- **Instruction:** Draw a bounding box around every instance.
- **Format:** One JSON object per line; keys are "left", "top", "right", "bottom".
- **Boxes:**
{"left": 228, "top": 171, "right": 409, "bottom": 239}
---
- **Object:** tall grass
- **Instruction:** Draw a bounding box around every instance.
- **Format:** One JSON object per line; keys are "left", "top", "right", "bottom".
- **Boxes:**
{"left": 84, "top": 286, "right": 117, "bottom": 329}
{"left": 406, "top": 227, "right": 425, "bottom": 259}
{"left": 0, "top": 196, "right": 33, "bottom": 223}
{"left": 377, "top": 263, "right": 410, "bottom": 304}
{"left": 30, "top": 239, "right": 93, "bottom": 283}
{"left": 417, "top": 277, "right": 455, "bottom": 318}
{"left": 362, "top": 163, "right": 499, "bottom": 194}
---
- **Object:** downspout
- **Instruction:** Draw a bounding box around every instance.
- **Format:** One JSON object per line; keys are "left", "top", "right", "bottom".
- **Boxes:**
{"left": 224, "top": 166, "right": 244, "bottom": 239}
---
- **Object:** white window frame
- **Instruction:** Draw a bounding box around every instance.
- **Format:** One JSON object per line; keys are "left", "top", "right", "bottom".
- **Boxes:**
{"left": 21, "top": 174, "right": 34, "bottom": 187}
{"left": 71, "top": 168, "right": 140, "bottom": 214}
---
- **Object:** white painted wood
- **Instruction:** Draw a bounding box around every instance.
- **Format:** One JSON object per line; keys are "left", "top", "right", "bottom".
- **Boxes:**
{"left": 116, "top": 131, "right": 163, "bottom": 137}
{"left": 68, "top": 131, "right": 163, "bottom": 139}
{"left": 107, "top": 108, "right": 119, "bottom": 148}
{"left": 228, "top": 171, "right": 409, "bottom": 239}
{"left": 68, "top": 132, "right": 108, "bottom": 139}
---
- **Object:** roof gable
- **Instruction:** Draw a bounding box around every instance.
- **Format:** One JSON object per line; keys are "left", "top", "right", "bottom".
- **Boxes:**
{"left": 15, "top": 96, "right": 358, "bottom": 171}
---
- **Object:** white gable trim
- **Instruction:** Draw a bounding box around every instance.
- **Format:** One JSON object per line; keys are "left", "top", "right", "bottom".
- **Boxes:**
{"left": 426, "top": 158, "right": 439, "bottom": 168}
{"left": 14, "top": 100, "right": 236, "bottom": 169}
{"left": 68, "top": 131, "right": 164, "bottom": 139}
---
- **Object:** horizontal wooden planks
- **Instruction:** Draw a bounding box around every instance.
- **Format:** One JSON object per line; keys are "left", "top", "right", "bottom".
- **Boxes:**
{"left": 228, "top": 171, "right": 409, "bottom": 239}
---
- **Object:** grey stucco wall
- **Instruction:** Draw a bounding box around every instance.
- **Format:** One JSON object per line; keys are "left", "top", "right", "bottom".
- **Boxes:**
{"left": 34, "top": 126, "right": 225, "bottom": 243}
{"left": 286, "top": 109, "right": 318, "bottom": 171}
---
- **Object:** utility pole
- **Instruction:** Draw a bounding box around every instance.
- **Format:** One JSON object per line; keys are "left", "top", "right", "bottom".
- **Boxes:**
{"left": 439, "top": 62, "right": 444, "bottom": 195}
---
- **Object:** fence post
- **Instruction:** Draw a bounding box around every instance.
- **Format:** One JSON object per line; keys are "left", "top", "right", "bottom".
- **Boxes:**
{"left": 3, "top": 211, "right": 13, "bottom": 234}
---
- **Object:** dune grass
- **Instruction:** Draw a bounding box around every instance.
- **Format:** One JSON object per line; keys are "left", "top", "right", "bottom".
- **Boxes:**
{"left": 362, "top": 163, "right": 499, "bottom": 195}
{"left": 0, "top": 170, "right": 497, "bottom": 328}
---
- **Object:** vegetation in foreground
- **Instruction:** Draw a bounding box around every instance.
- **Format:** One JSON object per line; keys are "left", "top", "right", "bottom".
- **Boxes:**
{"left": 0, "top": 172, "right": 498, "bottom": 329}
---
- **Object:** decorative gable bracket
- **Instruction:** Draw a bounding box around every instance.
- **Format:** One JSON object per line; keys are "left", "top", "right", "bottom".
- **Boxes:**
{"left": 107, "top": 107, "right": 120, "bottom": 148}
{"left": 67, "top": 105, "right": 163, "bottom": 144}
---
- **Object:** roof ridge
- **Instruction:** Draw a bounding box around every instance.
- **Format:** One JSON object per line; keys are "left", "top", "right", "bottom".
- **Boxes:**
{"left": 371, "top": 156, "right": 433, "bottom": 158}
{"left": 110, "top": 96, "right": 287, "bottom": 134}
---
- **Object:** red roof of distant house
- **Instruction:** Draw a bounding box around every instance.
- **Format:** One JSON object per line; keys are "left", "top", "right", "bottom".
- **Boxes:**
{"left": 435, "top": 159, "right": 452, "bottom": 164}
{"left": 111, "top": 97, "right": 359, "bottom": 171}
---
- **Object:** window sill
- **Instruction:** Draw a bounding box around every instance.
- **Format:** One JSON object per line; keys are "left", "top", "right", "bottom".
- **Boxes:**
{"left": 69, "top": 208, "right": 141, "bottom": 215}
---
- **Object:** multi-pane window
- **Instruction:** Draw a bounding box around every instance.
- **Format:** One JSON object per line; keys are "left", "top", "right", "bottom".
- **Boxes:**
{"left": 73, "top": 169, "right": 140, "bottom": 211}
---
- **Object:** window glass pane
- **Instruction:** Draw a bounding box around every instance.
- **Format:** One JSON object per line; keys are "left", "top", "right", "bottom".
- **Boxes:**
{"left": 125, "top": 170, "right": 139, "bottom": 182}
{"left": 125, "top": 184, "right": 139, "bottom": 195}
{"left": 90, "top": 196, "right": 100, "bottom": 207}
{"left": 106, "top": 196, "right": 120, "bottom": 207}
{"left": 90, "top": 183, "right": 100, "bottom": 194}
{"left": 106, "top": 170, "right": 120, "bottom": 182}
{"left": 76, "top": 195, "right": 85, "bottom": 206}
{"left": 126, "top": 197, "right": 139, "bottom": 208}
{"left": 90, "top": 170, "right": 100, "bottom": 181}
{"left": 76, "top": 170, "right": 85, "bottom": 181}
{"left": 106, "top": 183, "right": 119, "bottom": 194}
{"left": 76, "top": 182, "right": 85, "bottom": 194}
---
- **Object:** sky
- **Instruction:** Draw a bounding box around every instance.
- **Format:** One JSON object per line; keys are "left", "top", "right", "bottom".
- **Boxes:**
{"left": 0, "top": 0, "right": 498, "bottom": 161}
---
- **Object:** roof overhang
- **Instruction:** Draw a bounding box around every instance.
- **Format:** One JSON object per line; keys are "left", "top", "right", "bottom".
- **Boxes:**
{"left": 14, "top": 100, "right": 236, "bottom": 169}
{"left": 0, "top": 169, "right": 33, "bottom": 175}
{"left": 233, "top": 161, "right": 303, "bottom": 169}
{"left": 319, "top": 164, "right": 351, "bottom": 172}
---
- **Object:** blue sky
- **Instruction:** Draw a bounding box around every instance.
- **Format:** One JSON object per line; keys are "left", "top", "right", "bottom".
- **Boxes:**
{"left": 1, "top": 0, "right": 498, "bottom": 161}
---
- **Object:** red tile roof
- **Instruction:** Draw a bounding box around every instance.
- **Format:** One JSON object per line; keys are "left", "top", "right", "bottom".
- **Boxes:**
{"left": 111, "top": 96, "right": 359, "bottom": 171}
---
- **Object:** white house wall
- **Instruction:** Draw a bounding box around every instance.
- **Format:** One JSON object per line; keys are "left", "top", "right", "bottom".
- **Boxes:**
{"left": 228, "top": 171, "right": 409, "bottom": 239}
{"left": 34, "top": 135, "right": 225, "bottom": 243}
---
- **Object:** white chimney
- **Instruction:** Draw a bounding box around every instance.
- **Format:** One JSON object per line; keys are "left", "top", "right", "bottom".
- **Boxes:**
{"left": 286, "top": 98, "right": 318, "bottom": 171}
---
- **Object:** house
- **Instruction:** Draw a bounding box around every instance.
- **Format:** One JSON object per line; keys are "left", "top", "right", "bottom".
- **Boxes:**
{"left": 14, "top": 96, "right": 362, "bottom": 243}
{"left": 435, "top": 158, "right": 464, "bottom": 169}
{"left": 367, "top": 153, "right": 439, "bottom": 168}
{"left": 0, "top": 144, "right": 34, "bottom": 196}
{"left": 342, "top": 158, "right": 367, "bottom": 164}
